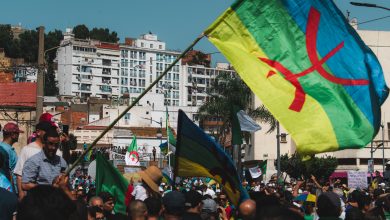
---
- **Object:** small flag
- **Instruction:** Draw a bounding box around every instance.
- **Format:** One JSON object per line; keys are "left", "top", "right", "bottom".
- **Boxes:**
{"left": 125, "top": 136, "right": 140, "bottom": 166}
{"left": 174, "top": 110, "right": 249, "bottom": 206}
{"left": 248, "top": 160, "right": 267, "bottom": 179}
{"left": 231, "top": 105, "right": 261, "bottom": 145}
{"left": 96, "top": 153, "right": 129, "bottom": 215}
{"left": 205, "top": 0, "right": 388, "bottom": 155}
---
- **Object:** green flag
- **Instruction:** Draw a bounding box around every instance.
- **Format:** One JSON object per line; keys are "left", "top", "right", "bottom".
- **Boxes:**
{"left": 96, "top": 153, "right": 129, "bottom": 215}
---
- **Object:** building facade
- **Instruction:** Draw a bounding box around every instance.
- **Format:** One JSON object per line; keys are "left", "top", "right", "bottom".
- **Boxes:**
{"left": 119, "top": 33, "right": 182, "bottom": 107}
{"left": 56, "top": 29, "right": 120, "bottom": 99}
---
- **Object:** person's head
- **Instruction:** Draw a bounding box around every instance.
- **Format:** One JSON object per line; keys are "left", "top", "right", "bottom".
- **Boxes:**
{"left": 316, "top": 192, "right": 341, "bottom": 218}
{"left": 42, "top": 128, "right": 60, "bottom": 159}
{"left": 89, "top": 196, "right": 103, "bottom": 209}
{"left": 2, "top": 122, "right": 23, "bottom": 144}
{"left": 184, "top": 190, "right": 203, "bottom": 213}
{"left": 162, "top": 191, "right": 185, "bottom": 217}
{"left": 36, "top": 121, "right": 55, "bottom": 141}
{"left": 129, "top": 200, "right": 147, "bottom": 220}
{"left": 87, "top": 206, "right": 104, "bottom": 220}
{"left": 144, "top": 197, "right": 162, "bottom": 218}
{"left": 98, "top": 191, "right": 115, "bottom": 213}
{"left": 200, "top": 198, "right": 218, "bottom": 220}
{"left": 239, "top": 199, "right": 256, "bottom": 220}
{"left": 218, "top": 193, "right": 228, "bottom": 206}
{"left": 17, "top": 185, "right": 77, "bottom": 220}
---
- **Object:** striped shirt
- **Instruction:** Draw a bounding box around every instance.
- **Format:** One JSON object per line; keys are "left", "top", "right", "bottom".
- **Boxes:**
{"left": 22, "top": 150, "right": 67, "bottom": 185}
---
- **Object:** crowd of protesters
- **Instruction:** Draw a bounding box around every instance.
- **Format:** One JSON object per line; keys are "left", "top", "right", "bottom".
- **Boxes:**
{"left": 3, "top": 114, "right": 390, "bottom": 220}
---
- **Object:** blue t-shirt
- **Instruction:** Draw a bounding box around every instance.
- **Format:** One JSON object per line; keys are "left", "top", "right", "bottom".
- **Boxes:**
{"left": 0, "top": 173, "right": 12, "bottom": 192}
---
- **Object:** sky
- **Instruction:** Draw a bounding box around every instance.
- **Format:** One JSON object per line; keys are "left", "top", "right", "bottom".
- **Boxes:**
{"left": 1, "top": 0, "right": 389, "bottom": 64}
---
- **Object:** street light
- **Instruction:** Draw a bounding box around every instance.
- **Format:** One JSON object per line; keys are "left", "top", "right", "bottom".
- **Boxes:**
{"left": 350, "top": 2, "right": 390, "bottom": 11}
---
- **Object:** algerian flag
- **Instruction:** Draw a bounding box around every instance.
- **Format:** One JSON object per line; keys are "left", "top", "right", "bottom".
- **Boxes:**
{"left": 249, "top": 166, "right": 262, "bottom": 179}
{"left": 231, "top": 105, "right": 261, "bottom": 145}
{"left": 248, "top": 160, "right": 267, "bottom": 179}
{"left": 96, "top": 153, "right": 129, "bottom": 214}
{"left": 125, "top": 136, "right": 140, "bottom": 166}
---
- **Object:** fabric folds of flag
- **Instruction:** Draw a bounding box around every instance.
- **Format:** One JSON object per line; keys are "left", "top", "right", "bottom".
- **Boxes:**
{"left": 231, "top": 105, "right": 261, "bottom": 145}
{"left": 174, "top": 110, "right": 249, "bottom": 206}
{"left": 125, "top": 136, "right": 140, "bottom": 166}
{"left": 96, "top": 153, "right": 129, "bottom": 215}
{"left": 205, "top": 0, "right": 388, "bottom": 155}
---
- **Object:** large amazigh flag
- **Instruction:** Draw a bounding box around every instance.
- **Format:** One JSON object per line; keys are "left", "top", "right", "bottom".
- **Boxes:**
{"left": 174, "top": 110, "right": 249, "bottom": 206}
{"left": 96, "top": 153, "right": 129, "bottom": 215}
{"left": 205, "top": 0, "right": 388, "bottom": 155}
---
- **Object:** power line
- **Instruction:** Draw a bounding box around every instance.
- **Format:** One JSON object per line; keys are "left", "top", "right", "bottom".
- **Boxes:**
{"left": 352, "top": 15, "right": 390, "bottom": 26}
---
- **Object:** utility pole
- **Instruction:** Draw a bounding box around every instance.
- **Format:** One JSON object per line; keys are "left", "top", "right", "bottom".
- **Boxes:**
{"left": 36, "top": 26, "right": 45, "bottom": 123}
{"left": 276, "top": 122, "right": 281, "bottom": 182}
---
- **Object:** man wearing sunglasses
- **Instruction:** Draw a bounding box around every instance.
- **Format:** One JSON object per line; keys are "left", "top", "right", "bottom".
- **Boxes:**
{"left": 21, "top": 128, "right": 67, "bottom": 191}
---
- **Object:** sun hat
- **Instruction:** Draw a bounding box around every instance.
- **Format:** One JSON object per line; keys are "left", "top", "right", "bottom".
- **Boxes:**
{"left": 3, "top": 122, "right": 24, "bottom": 133}
{"left": 139, "top": 166, "right": 163, "bottom": 193}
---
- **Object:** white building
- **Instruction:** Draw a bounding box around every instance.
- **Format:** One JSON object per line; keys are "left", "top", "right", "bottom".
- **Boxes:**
{"left": 119, "top": 33, "right": 182, "bottom": 107}
{"left": 14, "top": 66, "right": 38, "bottom": 82}
{"left": 56, "top": 28, "right": 120, "bottom": 99}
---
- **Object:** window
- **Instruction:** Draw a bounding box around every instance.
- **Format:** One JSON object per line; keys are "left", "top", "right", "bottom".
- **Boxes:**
{"left": 141, "top": 42, "right": 144, "bottom": 47}
{"left": 124, "top": 113, "right": 131, "bottom": 120}
{"left": 102, "top": 59, "right": 111, "bottom": 66}
{"left": 159, "top": 45, "right": 162, "bottom": 49}
{"left": 150, "top": 44, "right": 153, "bottom": 48}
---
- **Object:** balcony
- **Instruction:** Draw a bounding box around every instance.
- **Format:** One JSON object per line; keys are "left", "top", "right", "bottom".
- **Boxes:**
{"left": 100, "top": 85, "right": 112, "bottom": 93}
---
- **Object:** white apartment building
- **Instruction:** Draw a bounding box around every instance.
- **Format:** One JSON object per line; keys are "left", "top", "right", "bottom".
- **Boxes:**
{"left": 56, "top": 29, "right": 120, "bottom": 99}
{"left": 119, "top": 33, "right": 182, "bottom": 107}
{"left": 14, "top": 66, "right": 38, "bottom": 82}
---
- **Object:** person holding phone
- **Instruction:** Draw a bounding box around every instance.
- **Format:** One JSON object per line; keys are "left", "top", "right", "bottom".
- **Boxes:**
{"left": 21, "top": 127, "right": 68, "bottom": 191}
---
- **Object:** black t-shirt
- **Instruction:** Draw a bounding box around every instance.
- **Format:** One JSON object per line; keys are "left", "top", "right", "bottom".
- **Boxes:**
{"left": 182, "top": 212, "right": 202, "bottom": 220}
{"left": 0, "top": 187, "right": 17, "bottom": 220}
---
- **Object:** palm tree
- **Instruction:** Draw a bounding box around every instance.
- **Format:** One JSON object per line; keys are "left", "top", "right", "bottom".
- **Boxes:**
{"left": 198, "top": 71, "right": 276, "bottom": 146}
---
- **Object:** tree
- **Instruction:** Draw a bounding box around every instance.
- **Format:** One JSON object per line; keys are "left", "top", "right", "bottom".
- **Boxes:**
{"left": 43, "top": 30, "right": 63, "bottom": 96}
{"left": 72, "top": 24, "right": 89, "bottom": 39}
{"left": 89, "top": 28, "right": 119, "bottom": 43}
{"left": 0, "top": 24, "right": 20, "bottom": 59}
{"left": 198, "top": 71, "right": 276, "bottom": 145}
{"left": 18, "top": 29, "right": 38, "bottom": 63}
{"left": 278, "top": 153, "right": 338, "bottom": 182}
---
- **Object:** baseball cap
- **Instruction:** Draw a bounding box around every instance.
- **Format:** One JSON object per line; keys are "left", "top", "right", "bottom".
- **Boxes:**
{"left": 162, "top": 191, "right": 185, "bottom": 211}
{"left": 202, "top": 198, "right": 217, "bottom": 213}
{"left": 184, "top": 190, "right": 203, "bottom": 208}
{"left": 3, "top": 122, "right": 24, "bottom": 133}
{"left": 39, "top": 113, "right": 58, "bottom": 127}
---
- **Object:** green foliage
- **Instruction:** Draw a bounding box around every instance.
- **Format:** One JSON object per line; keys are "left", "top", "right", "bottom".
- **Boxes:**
{"left": 0, "top": 25, "right": 14, "bottom": 56}
{"left": 72, "top": 24, "right": 89, "bottom": 39}
{"left": 89, "top": 27, "right": 119, "bottom": 43}
{"left": 18, "top": 29, "right": 39, "bottom": 62}
{"left": 277, "top": 153, "right": 338, "bottom": 181}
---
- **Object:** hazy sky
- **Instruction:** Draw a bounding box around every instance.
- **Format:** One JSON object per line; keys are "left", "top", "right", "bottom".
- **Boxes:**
{"left": 2, "top": 0, "right": 389, "bottom": 64}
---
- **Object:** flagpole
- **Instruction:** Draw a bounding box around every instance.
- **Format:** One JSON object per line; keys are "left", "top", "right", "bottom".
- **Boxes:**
{"left": 276, "top": 122, "right": 281, "bottom": 184}
{"left": 65, "top": 34, "right": 205, "bottom": 175}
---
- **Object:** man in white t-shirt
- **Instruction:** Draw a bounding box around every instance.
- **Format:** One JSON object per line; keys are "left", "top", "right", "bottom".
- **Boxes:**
{"left": 14, "top": 121, "right": 54, "bottom": 200}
